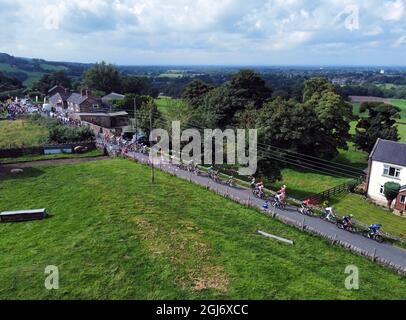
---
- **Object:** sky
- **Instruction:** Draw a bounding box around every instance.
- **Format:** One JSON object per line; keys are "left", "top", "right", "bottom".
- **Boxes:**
{"left": 0, "top": 0, "right": 406, "bottom": 66}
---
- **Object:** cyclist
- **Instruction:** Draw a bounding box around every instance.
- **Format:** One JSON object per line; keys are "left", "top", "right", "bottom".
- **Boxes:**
{"left": 208, "top": 166, "right": 215, "bottom": 175}
{"left": 342, "top": 214, "right": 354, "bottom": 228}
{"left": 368, "top": 224, "right": 382, "bottom": 238}
{"left": 324, "top": 207, "right": 336, "bottom": 222}
{"left": 301, "top": 199, "right": 312, "bottom": 208}
{"left": 275, "top": 191, "right": 285, "bottom": 205}
{"left": 278, "top": 185, "right": 287, "bottom": 195}
{"left": 256, "top": 181, "right": 264, "bottom": 192}
{"left": 300, "top": 199, "right": 312, "bottom": 214}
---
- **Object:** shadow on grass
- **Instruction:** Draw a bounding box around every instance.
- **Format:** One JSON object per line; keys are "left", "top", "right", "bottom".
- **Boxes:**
{"left": 0, "top": 167, "right": 45, "bottom": 181}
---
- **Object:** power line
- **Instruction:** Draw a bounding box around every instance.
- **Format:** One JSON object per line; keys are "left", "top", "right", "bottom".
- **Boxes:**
{"left": 256, "top": 145, "right": 359, "bottom": 179}
{"left": 144, "top": 109, "right": 366, "bottom": 173}
{"left": 149, "top": 117, "right": 360, "bottom": 179}
{"left": 141, "top": 114, "right": 362, "bottom": 178}
{"left": 144, "top": 112, "right": 364, "bottom": 177}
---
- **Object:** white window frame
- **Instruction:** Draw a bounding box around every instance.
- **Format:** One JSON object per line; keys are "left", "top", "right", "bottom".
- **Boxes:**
{"left": 401, "top": 195, "right": 406, "bottom": 204}
{"left": 379, "top": 185, "right": 384, "bottom": 195}
{"left": 383, "top": 165, "right": 401, "bottom": 178}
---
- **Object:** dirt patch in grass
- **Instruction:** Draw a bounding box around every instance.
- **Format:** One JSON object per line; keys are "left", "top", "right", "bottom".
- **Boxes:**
{"left": 190, "top": 266, "right": 229, "bottom": 293}
{"left": 133, "top": 216, "right": 229, "bottom": 293}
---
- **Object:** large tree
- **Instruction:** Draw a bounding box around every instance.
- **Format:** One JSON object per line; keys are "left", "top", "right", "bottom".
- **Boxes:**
{"left": 228, "top": 69, "right": 272, "bottom": 109}
{"left": 113, "top": 94, "right": 160, "bottom": 136}
{"left": 122, "top": 75, "right": 158, "bottom": 97}
{"left": 181, "top": 79, "right": 213, "bottom": 108}
{"left": 198, "top": 70, "right": 272, "bottom": 128}
{"left": 353, "top": 102, "right": 400, "bottom": 152}
{"left": 199, "top": 85, "right": 234, "bottom": 129}
{"left": 82, "top": 61, "right": 122, "bottom": 94}
{"left": 303, "top": 77, "right": 335, "bottom": 103}
{"left": 306, "top": 90, "right": 354, "bottom": 151}
{"left": 257, "top": 98, "right": 337, "bottom": 158}
{"left": 302, "top": 77, "right": 354, "bottom": 155}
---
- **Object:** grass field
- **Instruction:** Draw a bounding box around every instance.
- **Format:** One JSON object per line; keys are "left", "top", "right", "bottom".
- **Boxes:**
{"left": 0, "top": 149, "right": 104, "bottom": 164}
{"left": 270, "top": 168, "right": 352, "bottom": 200}
{"left": 390, "top": 99, "right": 406, "bottom": 122}
{"left": 1, "top": 158, "right": 406, "bottom": 299}
{"left": 0, "top": 119, "right": 49, "bottom": 148}
{"left": 0, "top": 63, "right": 44, "bottom": 87}
{"left": 335, "top": 147, "right": 369, "bottom": 169}
{"left": 351, "top": 102, "right": 406, "bottom": 142}
{"left": 155, "top": 96, "right": 182, "bottom": 113}
{"left": 331, "top": 193, "right": 406, "bottom": 239}
{"left": 39, "top": 64, "right": 68, "bottom": 72}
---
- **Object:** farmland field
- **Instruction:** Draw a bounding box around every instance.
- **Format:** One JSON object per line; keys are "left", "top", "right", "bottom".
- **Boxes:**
{"left": 1, "top": 158, "right": 406, "bottom": 299}
{"left": 351, "top": 102, "right": 406, "bottom": 142}
{"left": 0, "top": 119, "right": 49, "bottom": 148}
{"left": 155, "top": 96, "right": 182, "bottom": 113}
{"left": 390, "top": 99, "right": 406, "bottom": 122}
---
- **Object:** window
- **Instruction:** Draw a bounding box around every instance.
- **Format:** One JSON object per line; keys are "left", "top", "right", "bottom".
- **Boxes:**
{"left": 383, "top": 165, "right": 401, "bottom": 178}
{"left": 401, "top": 195, "right": 406, "bottom": 204}
{"left": 379, "top": 185, "right": 384, "bottom": 195}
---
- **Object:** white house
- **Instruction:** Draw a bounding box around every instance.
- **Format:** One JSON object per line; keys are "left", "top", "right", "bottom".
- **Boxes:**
{"left": 366, "top": 138, "right": 406, "bottom": 208}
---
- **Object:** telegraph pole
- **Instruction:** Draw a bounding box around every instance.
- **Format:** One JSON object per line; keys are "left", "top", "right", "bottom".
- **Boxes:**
{"left": 150, "top": 104, "right": 155, "bottom": 184}
{"left": 133, "top": 98, "right": 138, "bottom": 142}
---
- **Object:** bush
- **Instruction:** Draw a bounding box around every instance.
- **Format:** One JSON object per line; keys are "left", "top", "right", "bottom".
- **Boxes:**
{"left": 384, "top": 182, "right": 401, "bottom": 209}
{"left": 49, "top": 125, "right": 94, "bottom": 144}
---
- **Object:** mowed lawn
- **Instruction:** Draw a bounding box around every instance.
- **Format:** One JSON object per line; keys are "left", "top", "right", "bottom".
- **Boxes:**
{"left": 331, "top": 193, "right": 406, "bottom": 239}
{"left": 0, "top": 119, "right": 49, "bottom": 148}
{"left": 1, "top": 158, "right": 406, "bottom": 299}
{"left": 270, "top": 168, "right": 352, "bottom": 200}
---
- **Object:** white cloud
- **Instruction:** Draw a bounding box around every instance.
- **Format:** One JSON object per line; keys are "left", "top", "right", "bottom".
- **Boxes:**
{"left": 0, "top": 0, "right": 405, "bottom": 65}
{"left": 271, "top": 31, "right": 313, "bottom": 50}
{"left": 379, "top": 0, "right": 404, "bottom": 21}
{"left": 363, "top": 26, "right": 384, "bottom": 36}
{"left": 393, "top": 35, "right": 406, "bottom": 47}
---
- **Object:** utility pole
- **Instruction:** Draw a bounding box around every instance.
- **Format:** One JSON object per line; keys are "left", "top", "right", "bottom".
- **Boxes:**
{"left": 150, "top": 104, "right": 155, "bottom": 184}
{"left": 133, "top": 98, "right": 138, "bottom": 142}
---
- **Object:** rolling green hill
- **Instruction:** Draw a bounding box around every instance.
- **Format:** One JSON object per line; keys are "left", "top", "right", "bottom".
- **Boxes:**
{"left": 0, "top": 52, "right": 88, "bottom": 89}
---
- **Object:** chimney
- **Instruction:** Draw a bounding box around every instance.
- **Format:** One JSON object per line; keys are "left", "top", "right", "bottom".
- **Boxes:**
{"left": 81, "top": 89, "right": 86, "bottom": 96}
{"left": 85, "top": 89, "right": 90, "bottom": 97}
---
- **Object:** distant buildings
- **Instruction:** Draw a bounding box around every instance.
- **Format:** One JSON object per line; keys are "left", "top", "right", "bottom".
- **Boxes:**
{"left": 47, "top": 86, "right": 129, "bottom": 134}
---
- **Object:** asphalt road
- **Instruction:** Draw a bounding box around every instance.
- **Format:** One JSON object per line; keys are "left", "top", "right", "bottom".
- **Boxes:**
{"left": 126, "top": 151, "right": 406, "bottom": 272}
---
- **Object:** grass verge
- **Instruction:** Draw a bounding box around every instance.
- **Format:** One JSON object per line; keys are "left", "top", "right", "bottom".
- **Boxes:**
{"left": 1, "top": 158, "right": 405, "bottom": 299}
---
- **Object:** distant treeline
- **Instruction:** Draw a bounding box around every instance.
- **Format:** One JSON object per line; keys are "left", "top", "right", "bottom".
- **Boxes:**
{"left": 338, "top": 84, "right": 406, "bottom": 99}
